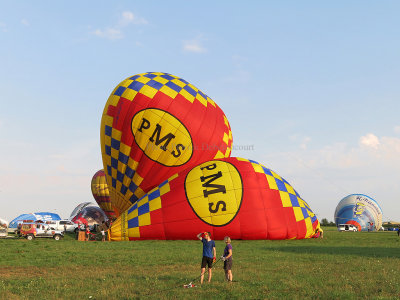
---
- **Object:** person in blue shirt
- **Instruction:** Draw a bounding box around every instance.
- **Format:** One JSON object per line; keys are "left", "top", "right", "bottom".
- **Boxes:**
{"left": 197, "top": 231, "right": 216, "bottom": 284}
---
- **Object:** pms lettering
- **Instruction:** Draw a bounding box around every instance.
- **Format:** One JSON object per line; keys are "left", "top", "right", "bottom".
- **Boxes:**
{"left": 138, "top": 118, "right": 185, "bottom": 158}
{"left": 200, "top": 163, "right": 227, "bottom": 214}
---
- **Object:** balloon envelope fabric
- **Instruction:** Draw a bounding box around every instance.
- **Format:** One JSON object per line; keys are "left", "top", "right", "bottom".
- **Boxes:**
{"left": 91, "top": 170, "right": 119, "bottom": 220}
{"left": 109, "top": 157, "right": 320, "bottom": 240}
{"left": 101, "top": 72, "right": 233, "bottom": 214}
{"left": 334, "top": 194, "right": 382, "bottom": 231}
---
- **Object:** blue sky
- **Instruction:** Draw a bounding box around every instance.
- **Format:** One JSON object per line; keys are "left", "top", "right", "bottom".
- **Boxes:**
{"left": 1, "top": 1, "right": 399, "bottom": 223}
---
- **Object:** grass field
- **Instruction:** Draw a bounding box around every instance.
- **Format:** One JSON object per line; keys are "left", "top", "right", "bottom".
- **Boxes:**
{"left": 1, "top": 227, "right": 399, "bottom": 299}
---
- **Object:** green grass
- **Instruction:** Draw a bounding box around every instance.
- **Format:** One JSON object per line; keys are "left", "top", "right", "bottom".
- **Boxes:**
{"left": 1, "top": 227, "right": 399, "bottom": 299}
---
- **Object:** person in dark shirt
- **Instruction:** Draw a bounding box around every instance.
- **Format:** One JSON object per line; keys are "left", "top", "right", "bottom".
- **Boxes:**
{"left": 221, "top": 236, "right": 233, "bottom": 282}
{"left": 197, "top": 231, "right": 216, "bottom": 284}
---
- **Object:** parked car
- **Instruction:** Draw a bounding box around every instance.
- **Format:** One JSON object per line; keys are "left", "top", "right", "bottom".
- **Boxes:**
{"left": 40, "top": 220, "right": 78, "bottom": 233}
{"left": 20, "top": 223, "right": 64, "bottom": 240}
{"left": 56, "top": 220, "right": 78, "bottom": 233}
{"left": 337, "top": 224, "right": 358, "bottom": 232}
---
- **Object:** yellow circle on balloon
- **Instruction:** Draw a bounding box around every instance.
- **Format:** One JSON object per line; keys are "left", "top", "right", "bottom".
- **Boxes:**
{"left": 131, "top": 108, "right": 193, "bottom": 166}
{"left": 184, "top": 160, "right": 243, "bottom": 226}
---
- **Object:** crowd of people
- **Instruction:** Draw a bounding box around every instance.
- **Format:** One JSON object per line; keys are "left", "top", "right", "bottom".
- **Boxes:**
{"left": 75, "top": 220, "right": 111, "bottom": 241}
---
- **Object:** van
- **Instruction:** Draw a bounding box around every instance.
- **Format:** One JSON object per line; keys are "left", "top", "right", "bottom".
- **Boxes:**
{"left": 337, "top": 224, "right": 358, "bottom": 232}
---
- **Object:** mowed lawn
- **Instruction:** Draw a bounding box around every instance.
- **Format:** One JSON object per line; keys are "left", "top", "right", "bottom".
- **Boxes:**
{"left": 1, "top": 227, "right": 399, "bottom": 299}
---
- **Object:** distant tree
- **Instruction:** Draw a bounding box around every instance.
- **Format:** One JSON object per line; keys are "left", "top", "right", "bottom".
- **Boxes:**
{"left": 321, "top": 218, "right": 329, "bottom": 226}
{"left": 320, "top": 218, "right": 336, "bottom": 226}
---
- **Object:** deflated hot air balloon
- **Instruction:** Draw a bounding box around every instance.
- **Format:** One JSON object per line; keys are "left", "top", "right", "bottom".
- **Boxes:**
{"left": 69, "top": 202, "right": 108, "bottom": 226}
{"left": 9, "top": 212, "right": 61, "bottom": 231}
{"left": 109, "top": 157, "right": 320, "bottom": 240}
{"left": 91, "top": 170, "right": 119, "bottom": 219}
{"left": 101, "top": 72, "right": 233, "bottom": 213}
{"left": 334, "top": 194, "right": 382, "bottom": 231}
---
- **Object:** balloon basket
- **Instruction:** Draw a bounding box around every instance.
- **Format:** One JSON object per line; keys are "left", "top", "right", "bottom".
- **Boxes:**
{"left": 78, "top": 231, "right": 86, "bottom": 241}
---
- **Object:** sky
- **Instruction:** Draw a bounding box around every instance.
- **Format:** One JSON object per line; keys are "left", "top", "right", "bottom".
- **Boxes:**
{"left": 1, "top": 1, "right": 399, "bottom": 223}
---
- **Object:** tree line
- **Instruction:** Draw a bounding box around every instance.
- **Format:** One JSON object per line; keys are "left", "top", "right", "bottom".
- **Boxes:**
{"left": 320, "top": 218, "right": 336, "bottom": 226}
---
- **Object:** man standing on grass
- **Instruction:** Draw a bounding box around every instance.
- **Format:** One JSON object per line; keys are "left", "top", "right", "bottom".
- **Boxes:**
{"left": 197, "top": 232, "right": 216, "bottom": 284}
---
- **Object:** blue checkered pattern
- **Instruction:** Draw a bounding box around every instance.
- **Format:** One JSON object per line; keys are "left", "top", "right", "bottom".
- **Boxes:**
{"left": 104, "top": 124, "right": 139, "bottom": 204}
{"left": 111, "top": 72, "right": 211, "bottom": 102}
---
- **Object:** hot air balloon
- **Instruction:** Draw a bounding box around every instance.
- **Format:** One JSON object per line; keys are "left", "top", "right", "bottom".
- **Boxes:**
{"left": 0, "top": 218, "right": 8, "bottom": 237}
{"left": 101, "top": 72, "right": 233, "bottom": 213}
{"left": 109, "top": 157, "right": 320, "bottom": 240}
{"left": 91, "top": 169, "right": 119, "bottom": 219}
{"left": 9, "top": 212, "right": 61, "bottom": 232}
{"left": 334, "top": 194, "right": 382, "bottom": 231}
{"left": 69, "top": 202, "right": 108, "bottom": 226}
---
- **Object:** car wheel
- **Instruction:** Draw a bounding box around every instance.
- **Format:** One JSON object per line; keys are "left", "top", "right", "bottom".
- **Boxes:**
{"left": 54, "top": 235, "right": 61, "bottom": 241}
{"left": 26, "top": 235, "right": 34, "bottom": 240}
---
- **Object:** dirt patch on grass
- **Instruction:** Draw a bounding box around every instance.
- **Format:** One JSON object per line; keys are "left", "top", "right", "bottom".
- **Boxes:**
{"left": 1, "top": 266, "right": 48, "bottom": 278}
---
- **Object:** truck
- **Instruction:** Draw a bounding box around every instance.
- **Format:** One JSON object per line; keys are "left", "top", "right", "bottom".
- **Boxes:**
{"left": 20, "top": 222, "right": 64, "bottom": 240}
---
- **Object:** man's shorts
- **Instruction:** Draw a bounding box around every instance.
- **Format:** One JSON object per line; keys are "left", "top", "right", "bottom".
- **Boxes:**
{"left": 201, "top": 256, "right": 213, "bottom": 268}
{"left": 223, "top": 259, "right": 233, "bottom": 270}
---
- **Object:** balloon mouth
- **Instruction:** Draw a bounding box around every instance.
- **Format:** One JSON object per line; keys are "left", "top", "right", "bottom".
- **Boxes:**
{"left": 346, "top": 220, "right": 361, "bottom": 231}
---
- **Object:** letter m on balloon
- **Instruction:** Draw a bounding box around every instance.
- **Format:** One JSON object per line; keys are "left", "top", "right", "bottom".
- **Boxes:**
{"left": 149, "top": 124, "right": 176, "bottom": 151}
{"left": 200, "top": 172, "right": 226, "bottom": 197}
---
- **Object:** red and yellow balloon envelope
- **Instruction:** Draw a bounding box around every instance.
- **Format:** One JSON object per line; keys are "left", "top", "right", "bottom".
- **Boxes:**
{"left": 101, "top": 72, "right": 233, "bottom": 213}
{"left": 91, "top": 170, "right": 119, "bottom": 220}
{"left": 109, "top": 157, "right": 320, "bottom": 240}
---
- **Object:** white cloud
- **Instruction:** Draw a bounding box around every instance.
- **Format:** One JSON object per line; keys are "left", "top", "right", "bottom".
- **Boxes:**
{"left": 119, "top": 11, "right": 134, "bottom": 26}
{"left": 119, "top": 11, "right": 147, "bottom": 26}
{"left": 300, "top": 137, "right": 311, "bottom": 150}
{"left": 183, "top": 37, "right": 207, "bottom": 53}
{"left": 359, "top": 133, "right": 380, "bottom": 149}
{"left": 93, "top": 28, "right": 123, "bottom": 40}
{"left": 21, "top": 19, "right": 30, "bottom": 26}
{"left": 288, "top": 135, "right": 312, "bottom": 150}
{"left": 394, "top": 126, "right": 400, "bottom": 134}
{"left": 92, "top": 11, "right": 147, "bottom": 40}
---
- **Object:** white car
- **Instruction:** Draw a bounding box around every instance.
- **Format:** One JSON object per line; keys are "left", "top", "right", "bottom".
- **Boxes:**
{"left": 44, "top": 220, "right": 78, "bottom": 233}
{"left": 338, "top": 224, "right": 358, "bottom": 232}
{"left": 59, "top": 220, "right": 78, "bottom": 232}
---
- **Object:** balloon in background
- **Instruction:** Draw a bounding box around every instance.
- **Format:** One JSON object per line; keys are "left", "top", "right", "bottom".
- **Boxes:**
{"left": 9, "top": 212, "right": 61, "bottom": 231}
{"left": 69, "top": 202, "right": 108, "bottom": 226}
{"left": 334, "top": 194, "right": 382, "bottom": 231}
{"left": 101, "top": 72, "right": 233, "bottom": 213}
{"left": 109, "top": 157, "right": 320, "bottom": 240}
{"left": 91, "top": 169, "right": 119, "bottom": 220}
{"left": 0, "top": 218, "right": 8, "bottom": 228}
{"left": 0, "top": 218, "right": 8, "bottom": 236}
